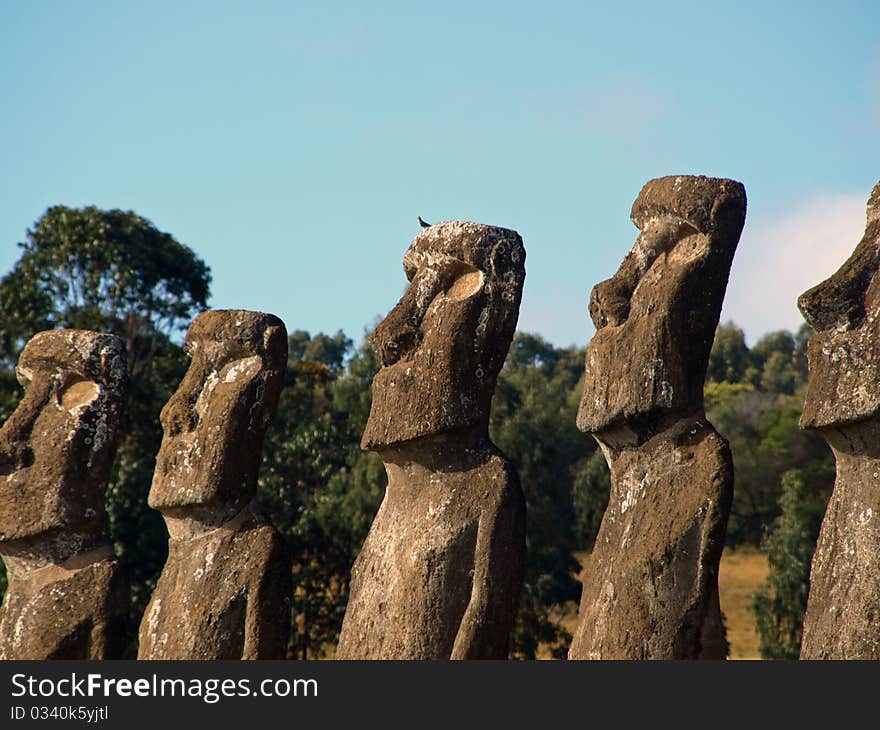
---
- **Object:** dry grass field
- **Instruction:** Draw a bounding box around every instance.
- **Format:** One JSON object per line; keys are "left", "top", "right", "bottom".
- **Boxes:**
{"left": 544, "top": 548, "right": 769, "bottom": 660}
{"left": 718, "top": 548, "right": 769, "bottom": 659}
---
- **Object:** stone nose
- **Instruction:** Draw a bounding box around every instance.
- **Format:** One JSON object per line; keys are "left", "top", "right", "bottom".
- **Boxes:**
{"left": 369, "top": 299, "right": 422, "bottom": 368}
{"left": 160, "top": 392, "right": 198, "bottom": 437}
{"left": 796, "top": 282, "right": 841, "bottom": 332}
{"left": 370, "top": 270, "right": 442, "bottom": 367}
{"left": 798, "top": 203, "right": 880, "bottom": 332}
{"left": 589, "top": 278, "right": 631, "bottom": 330}
{"left": 160, "top": 362, "right": 209, "bottom": 436}
{"left": 0, "top": 434, "right": 35, "bottom": 475}
{"left": 0, "top": 380, "right": 50, "bottom": 473}
{"left": 797, "top": 258, "right": 876, "bottom": 332}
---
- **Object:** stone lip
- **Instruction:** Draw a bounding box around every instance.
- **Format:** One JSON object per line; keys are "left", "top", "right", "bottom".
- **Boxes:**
{"left": 577, "top": 175, "right": 746, "bottom": 439}
{"left": 0, "top": 329, "right": 128, "bottom": 546}
{"left": 149, "top": 309, "right": 287, "bottom": 512}
{"left": 798, "top": 181, "right": 880, "bottom": 430}
{"left": 361, "top": 220, "right": 525, "bottom": 451}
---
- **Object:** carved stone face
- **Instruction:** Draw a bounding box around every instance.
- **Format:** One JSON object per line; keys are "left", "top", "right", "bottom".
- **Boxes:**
{"left": 361, "top": 221, "right": 525, "bottom": 451}
{"left": 577, "top": 176, "right": 746, "bottom": 439}
{"left": 149, "top": 310, "right": 286, "bottom": 512}
{"left": 0, "top": 330, "right": 127, "bottom": 544}
{"left": 798, "top": 182, "right": 880, "bottom": 430}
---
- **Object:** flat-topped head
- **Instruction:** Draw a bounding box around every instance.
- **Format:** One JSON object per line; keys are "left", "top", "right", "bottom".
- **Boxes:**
{"left": 578, "top": 175, "right": 746, "bottom": 441}
{"left": 362, "top": 221, "right": 525, "bottom": 451}
{"left": 0, "top": 329, "right": 127, "bottom": 544}
{"left": 149, "top": 310, "right": 286, "bottom": 513}
{"left": 798, "top": 181, "right": 880, "bottom": 430}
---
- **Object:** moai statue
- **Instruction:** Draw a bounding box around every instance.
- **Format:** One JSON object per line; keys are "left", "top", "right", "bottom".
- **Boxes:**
{"left": 138, "top": 310, "right": 291, "bottom": 660}
{"left": 0, "top": 330, "right": 129, "bottom": 659}
{"left": 568, "top": 176, "right": 747, "bottom": 660}
{"left": 798, "top": 182, "right": 880, "bottom": 659}
{"left": 336, "top": 221, "right": 527, "bottom": 659}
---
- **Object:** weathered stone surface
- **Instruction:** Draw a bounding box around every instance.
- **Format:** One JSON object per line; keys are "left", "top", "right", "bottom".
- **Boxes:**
{"left": 578, "top": 176, "right": 747, "bottom": 436}
{"left": 798, "top": 181, "right": 880, "bottom": 660}
{"left": 138, "top": 310, "right": 291, "bottom": 660}
{"left": 569, "top": 176, "right": 746, "bottom": 660}
{"left": 570, "top": 418, "right": 732, "bottom": 659}
{"left": 0, "top": 329, "right": 129, "bottom": 659}
{"left": 139, "top": 506, "right": 290, "bottom": 660}
{"left": 337, "top": 221, "right": 526, "bottom": 659}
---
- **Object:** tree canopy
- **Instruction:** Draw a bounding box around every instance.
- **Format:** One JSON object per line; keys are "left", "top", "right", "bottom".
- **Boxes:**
{"left": 0, "top": 205, "right": 210, "bottom": 372}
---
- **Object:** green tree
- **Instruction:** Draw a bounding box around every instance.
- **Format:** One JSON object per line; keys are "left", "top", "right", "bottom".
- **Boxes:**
{"left": 702, "top": 321, "right": 833, "bottom": 659}
{"left": 751, "top": 330, "right": 795, "bottom": 370}
{"left": 704, "top": 321, "right": 831, "bottom": 547}
{"left": 0, "top": 206, "right": 210, "bottom": 645}
{"left": 491, "top": 333, "right": 593, "bottom": 658}
{"left": 287, "top": 329, "right": 351, "bottom": 373}
{"left": 258, "top": 334, "right": 384, "bottom": 658}
{"left": 751, "top": 330, "right": 798, "bottom": 394}
{"left": 760, "top": 351, "right": 797, "bottom": 394}
{"left": 0, "top": 206, "right": 209, "bottom": 370}
{"left": 793, "top": 323, "right": 812, "bottom": 380}
{"left": 571, "top": 449, "right": 611, "bottom": 551}
{"left": 706, "top": 322, "right": 750, "bottom": 383}
{"left": 752, "top": 468, "right": 830, "bottom": 659}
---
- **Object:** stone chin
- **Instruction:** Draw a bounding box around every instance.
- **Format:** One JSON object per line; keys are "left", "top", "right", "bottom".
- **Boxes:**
{"left": 360, "top": 362, "right": 482, "bottom": 451}
{"left": 148, "top": 428, "right": 254, "bottom": 512}
{"left": 799, "top": 325, "right": 880, "bottom": 431}
{"left": 0, "top": 474, "right": 65, "bottom": 544}
{"left": 0, "top": 426, "right": 110, "bottom": 544}
{"left": 576, "top": 330, "right": 685, "bottom": 436}
{"left": 148, "top": 433, "right": 220, "bottom": 510}
{"left": 575, "top": 304, "right": 702, "bottom": 439}
{"left": 0, "top": 489, "right": 105, "bottom": 546}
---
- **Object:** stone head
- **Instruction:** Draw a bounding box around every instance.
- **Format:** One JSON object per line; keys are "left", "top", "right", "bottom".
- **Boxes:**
{"left": 0, "top": 330, "right": 127, "bottom": 545}
{"left": 798, "top": 182, "right": 880, "bottom": 431}
{"left": 362, "top": 221, "right": 525, "bottom": 451}
{"left": 577, "top": 176, "right": 746, "bottom": 440}
{"left": 149, "top": 310, "right": 287, "bottom": 514}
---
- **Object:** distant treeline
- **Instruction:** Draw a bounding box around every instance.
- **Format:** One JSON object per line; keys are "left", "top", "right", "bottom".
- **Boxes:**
{"left": 0, "top": 206, "right": 830, "bottom": 659}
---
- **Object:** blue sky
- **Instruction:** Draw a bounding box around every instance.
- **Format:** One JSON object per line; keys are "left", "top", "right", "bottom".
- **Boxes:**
{"left": 1, "top": 1, "right": 878, "bottom": 347}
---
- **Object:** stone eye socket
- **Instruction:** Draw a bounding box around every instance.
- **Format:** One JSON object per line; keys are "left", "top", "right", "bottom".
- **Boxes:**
{"left": 444, "top": 266, "right": 484, "bottom": 302}
{"left": 422, "top": 261, "right": 484, "bottom": 310}
{"left": 58, "top": 378, "right": 100, "bottom": 412}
